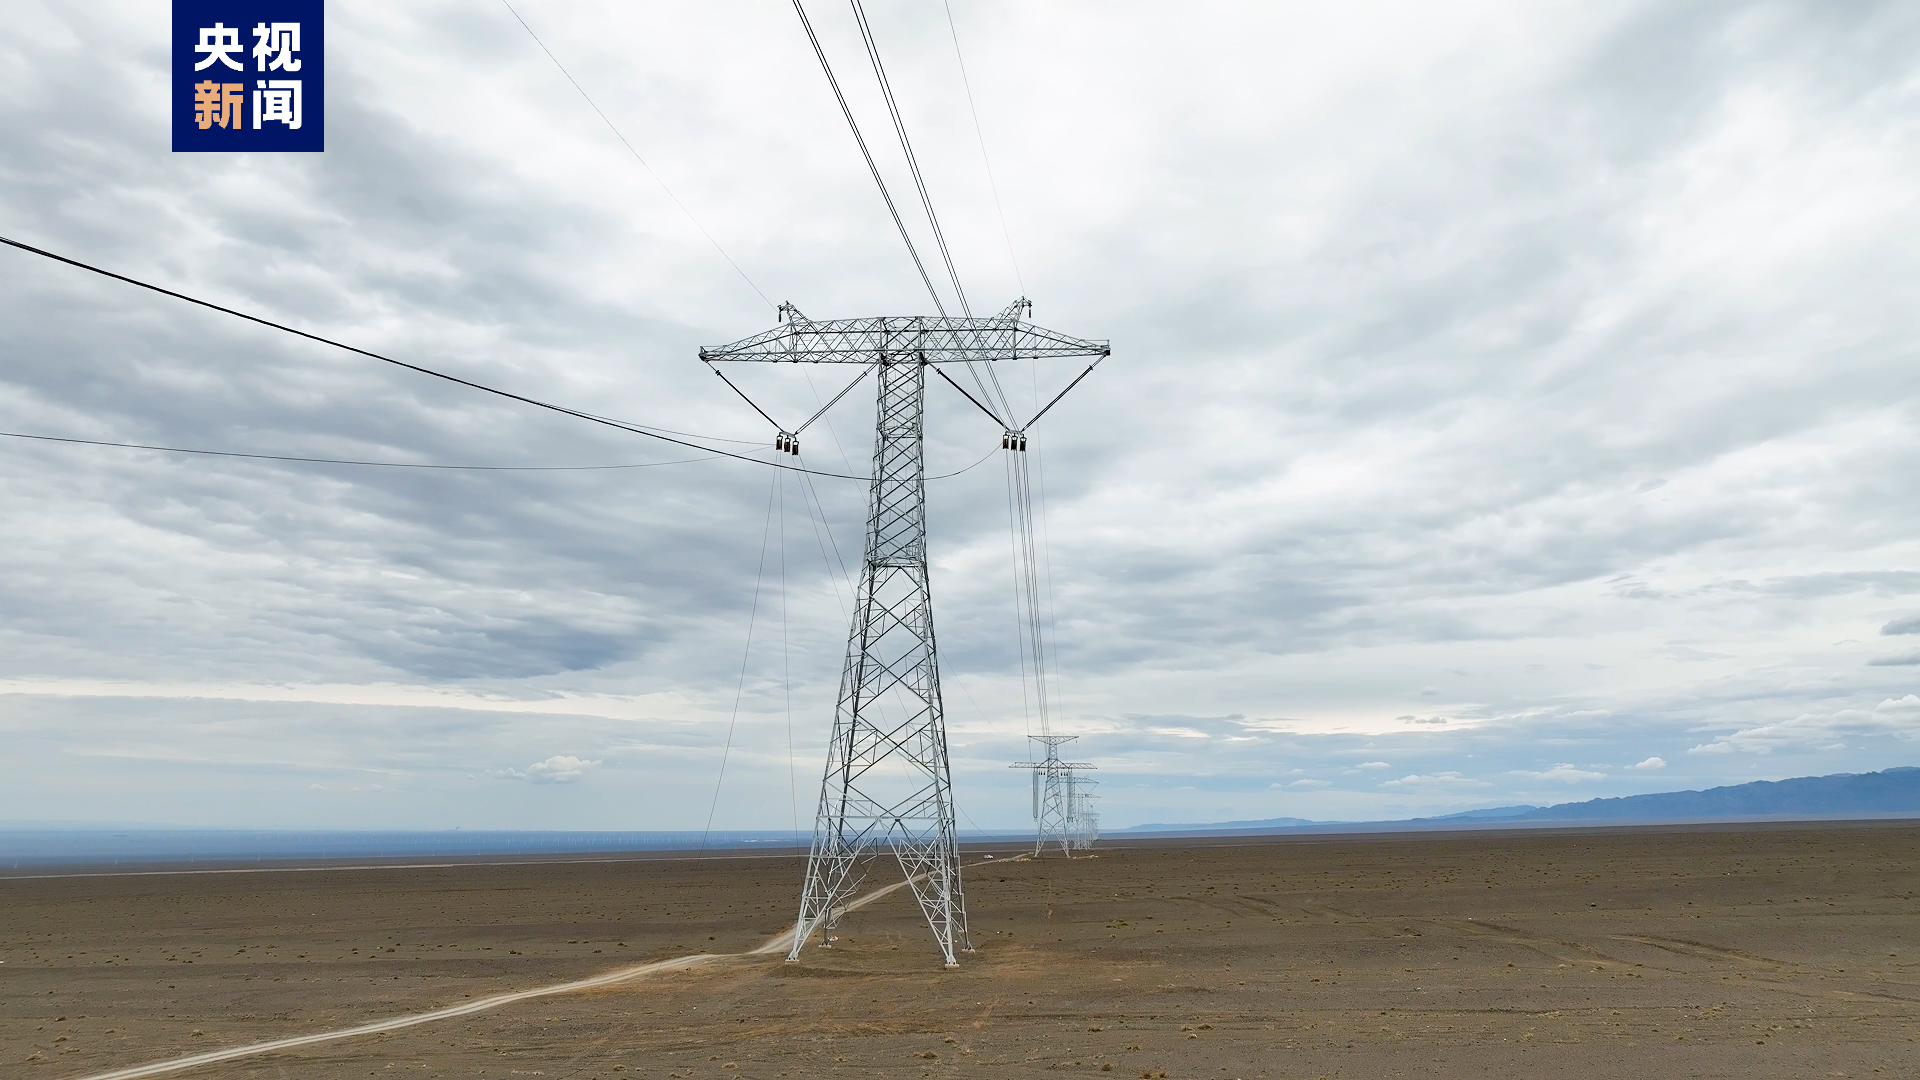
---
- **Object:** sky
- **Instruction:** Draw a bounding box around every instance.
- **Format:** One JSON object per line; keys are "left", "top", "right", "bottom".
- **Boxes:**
{"left": 2, "top": 0, "right": 1918, "bottom": 831}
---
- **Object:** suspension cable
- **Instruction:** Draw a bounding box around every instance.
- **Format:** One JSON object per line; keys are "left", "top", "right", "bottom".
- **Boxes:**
{"left": 1004, "top": 450, "right": 1035, "bottom": 740}
{"left": 790, "top": 0, "right": 949, "bottom": 317}
{"left": 498, "top": 0, "right": 773, "bottom": 311}
{"left": 1007, "top": 444, "right": 1051, "bottom": 738}
{"left": 0, "top": 235, "right": 872, "bottom": 479}
{"left": 0, "top": 430, "right": 719, "bottom": 471}
{"left": 701, "top": 473, "right": 780, "bottom": 852}
{"left": 1032, "top": 432, "right": 1065, "bottom": 734}
{"left": 1, "top": 235, "right": 996, "bottom": 484}
{"left": 840, "top": 2, "right": 1016, "bottom": 424}
{"left": 779, "top": 472, "right": 801, "bottom": 840}
{"left": 848, "top": 0, "right": 969, "bottom": 319}
{"left": 944, "top": 0, "right": 1025, "bottom": 296}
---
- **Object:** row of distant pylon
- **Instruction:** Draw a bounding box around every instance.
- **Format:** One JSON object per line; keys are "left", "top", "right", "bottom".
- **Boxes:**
{"left": 1012, "top": 734, "right": 1098, "bottom": 855}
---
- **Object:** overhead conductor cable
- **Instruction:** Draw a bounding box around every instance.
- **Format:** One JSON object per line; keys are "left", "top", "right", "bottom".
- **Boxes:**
{"left": 792, "top": 0, "right": 950, "bottom": 316}
{"left": 0, "top": 237, "right": 992, "bottom": 483}
{"left": 846, "top": 0, "right": 1014, "bottom": 421}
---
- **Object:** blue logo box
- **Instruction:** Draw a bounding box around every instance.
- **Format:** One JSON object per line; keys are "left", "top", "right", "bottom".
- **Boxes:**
{"left": 173, "top": 0, "right": 324, "bottom": 152}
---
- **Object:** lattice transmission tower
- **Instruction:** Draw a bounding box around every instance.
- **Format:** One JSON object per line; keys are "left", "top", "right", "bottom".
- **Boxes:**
{"left": 1012, "top": 734, "right": 1095, "bottom": 856}
{"left": 700, "top": 300, "right": 1107, "bottom": 967}
{"left": 1067, "top": 773, "right": 1100, "bottom": 850}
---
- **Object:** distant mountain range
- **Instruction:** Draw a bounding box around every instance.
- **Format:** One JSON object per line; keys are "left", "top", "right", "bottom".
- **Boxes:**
{"left": 1121, "top": 766, "right": 1920, "bottom": 835}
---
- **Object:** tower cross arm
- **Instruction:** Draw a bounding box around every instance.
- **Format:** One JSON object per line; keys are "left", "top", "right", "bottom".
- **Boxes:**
{"left": 700, "top": 310, "right": 1108, "bottom": 365}
{"left": 1009, "top": 761, "right": 1095, "bottom": 770}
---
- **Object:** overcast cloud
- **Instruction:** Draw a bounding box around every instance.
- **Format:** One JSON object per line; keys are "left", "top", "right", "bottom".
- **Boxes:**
{"left": 2, "top": 0, "right": 1917, "bottom": 830}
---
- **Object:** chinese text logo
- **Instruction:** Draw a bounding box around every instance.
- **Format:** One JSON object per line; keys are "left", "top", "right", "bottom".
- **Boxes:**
{"left": 173, "top": 2, "right": 323, "bottom": 152}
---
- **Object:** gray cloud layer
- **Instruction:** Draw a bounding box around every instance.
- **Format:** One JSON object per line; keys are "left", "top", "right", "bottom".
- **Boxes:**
{"left": 2, "top": 1, "right": 1917, "bottom": 829}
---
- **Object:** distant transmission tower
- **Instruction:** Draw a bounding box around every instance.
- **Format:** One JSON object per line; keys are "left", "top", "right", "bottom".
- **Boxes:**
{"left": 1012, "top": 735, "right": 1095, "bottom": 856}
{"left": 1067, "top": 773, "right": 1100, "bottom": 850}
{"left": 701, "top": 301, "right": 1107, "bottom": 966}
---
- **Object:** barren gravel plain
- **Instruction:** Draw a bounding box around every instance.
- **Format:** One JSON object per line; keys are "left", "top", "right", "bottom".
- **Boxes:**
{"left": 5, "top": 822, "right": 1919, "bottom": 1079}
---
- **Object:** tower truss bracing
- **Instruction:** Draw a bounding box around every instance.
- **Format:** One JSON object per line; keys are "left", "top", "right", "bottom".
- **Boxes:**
{"left": 701, "top": 301, "right": 1108, "bottom": 967}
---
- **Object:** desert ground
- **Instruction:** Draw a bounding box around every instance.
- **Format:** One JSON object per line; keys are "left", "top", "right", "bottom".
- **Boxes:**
{"left": 5, "top": 822, "right": 1919, "bottom": 1079}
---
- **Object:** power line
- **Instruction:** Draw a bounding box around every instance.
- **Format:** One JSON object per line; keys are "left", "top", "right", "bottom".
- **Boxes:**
{"left": 790, "top": 0, "right": 950, "bottom": 316}
{"left": 849, "top": 0, "right": 970, "bottom": 318}
{"left": 0, "top": 430, "right": 718, "bottom": 471}
{"left": 0, "top": 234, "right": 886, "bottom": 480}
{"left": 944, "top": 0, "right": 1026, "bottom": 296}
{"left": 1, "top": 239, "right": 1006, "bottom": 484}
{"left": 566, "top": 407, "right": 766, "bottom": 446}
{"left": 1032, "top": 432, "right": 1066, "bottom": 734}
{"left": 837, "top": 1, "right": 1014, "bottom": 424}
{"left": 1003, "top": 448, "right": 1035, "bottom": 741}
{"left": 498, "top": 0, "right": 774, "bottom": 311}
{"left": 1, "top": 421, "right": 996, "bottom": 482}
{"left": 791, "top": 454, "right": 854, "bottom": 623}
{"left": 701, "top": 474, "right": 781, "bottom": 853}
{"left": 779, "top": 473, "right": 800, "bottom": 840}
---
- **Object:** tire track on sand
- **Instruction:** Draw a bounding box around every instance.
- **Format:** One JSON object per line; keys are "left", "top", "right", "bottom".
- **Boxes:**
{"left": 69, "top": 857, "right": 1013, "bottom": 1080}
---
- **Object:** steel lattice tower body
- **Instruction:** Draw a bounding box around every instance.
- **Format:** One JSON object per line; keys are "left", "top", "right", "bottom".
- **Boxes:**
{"left": 701, "top": 302, "right": 1108, "bottom": 966}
